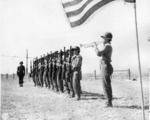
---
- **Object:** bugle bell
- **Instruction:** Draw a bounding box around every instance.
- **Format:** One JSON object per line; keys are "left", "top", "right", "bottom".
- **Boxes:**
{"left": 80, "top": 40, "right": 103, "bottom": 48}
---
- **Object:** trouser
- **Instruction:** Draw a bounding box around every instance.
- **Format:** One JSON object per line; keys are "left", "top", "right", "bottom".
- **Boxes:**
{"left": 33, "top": 75, "right": 36, "bottom": 86}
{"left": 36, "top": 73, "right": 40, "bottom": 86}
{"left": 72, "top": 71, "right": 81, "bottom": 99}
{"left": 47, "top": 70, "right": 50, "bottom": 88}
{"left": 52, "top": 72, "right": 58, "bottom": 91}
{"left": 49, "top": 71, "right": 54, "bottom": 89}
{"left": 100, "top": 60, "right": 113, "bottom": 101}
{"left": 19, "top": 75, "right": 24, "bottom": 85}
{"left": 43, "top": 70, "right": 49, "bottom": 87}
{"left": 39, "top": 71, "right": 44, "bottom": 87}
{"left": 63, "top": 71, "right": 70, "bottom": 94}
{"left": 67, "top": 72, "right": 75, "bottom": 97}
{"left": 57, "top": 70, "right": 63, "bottom": 92}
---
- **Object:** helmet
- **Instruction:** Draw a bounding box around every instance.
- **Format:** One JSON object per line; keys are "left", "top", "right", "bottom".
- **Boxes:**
{"left": 101, "top": 32, "right": 113, "bottom": 40}
{"left": 20, "top": 61, "right": 23, "bottom": 64}
{"left": 72, "top": 46, "right": 80, "bottom": 53}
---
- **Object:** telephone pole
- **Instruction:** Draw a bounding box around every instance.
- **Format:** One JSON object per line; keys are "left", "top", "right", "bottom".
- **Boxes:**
{"left": 26, "top": 49, "right": 28, "bottom": 74}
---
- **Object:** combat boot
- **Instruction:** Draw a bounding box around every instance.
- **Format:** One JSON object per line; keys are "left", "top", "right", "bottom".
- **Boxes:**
{"left": 105, "top": 100, "right": 113, "bottom": 107}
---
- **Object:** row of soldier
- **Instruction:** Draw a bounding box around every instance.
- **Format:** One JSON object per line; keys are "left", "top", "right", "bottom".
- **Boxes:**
{"left": 30, "top": 46, "right": 82, "bottom": 100}
{"left": 28, "top": 32, "right": 113, "bottom": 106}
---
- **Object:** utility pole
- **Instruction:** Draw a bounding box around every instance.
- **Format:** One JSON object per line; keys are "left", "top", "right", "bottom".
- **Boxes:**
{"left": 26, "top": 49, "right": 28, "bottom": 74}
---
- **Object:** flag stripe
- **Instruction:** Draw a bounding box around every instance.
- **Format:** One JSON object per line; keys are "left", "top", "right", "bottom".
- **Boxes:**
{"left": 63, "top": 0, "right": 83, "bottom": 8}
{"left": 66, "top": 0, "right": 93, "bottom": 17}
{"left": 125, "top": 0, "right": 135, "bottom": 3}
{"left": 69, "top": 0, "right": 113, "bottom": 27}
{"left": 64, "top": 0, "right": 88, "bottom": 12}
{"left": 69, "top": 0, "right": 113, "bottom": 22}
{"left": 66, "top": 0, "right": 101, "bottom": 22}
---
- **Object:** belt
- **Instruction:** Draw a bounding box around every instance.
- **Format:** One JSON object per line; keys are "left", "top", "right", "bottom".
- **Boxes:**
{"left": 100, "top": 59, "right": 111, "bottom": 64}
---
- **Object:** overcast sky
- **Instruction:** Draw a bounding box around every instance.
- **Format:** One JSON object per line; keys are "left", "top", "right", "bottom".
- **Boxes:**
{"left": 0, "top": 0, "right": 150, "bottom": 75}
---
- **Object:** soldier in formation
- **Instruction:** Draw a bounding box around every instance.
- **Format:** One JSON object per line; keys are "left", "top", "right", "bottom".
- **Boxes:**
{"left": 30, "top": 46, "right": 83, "bottom": 100}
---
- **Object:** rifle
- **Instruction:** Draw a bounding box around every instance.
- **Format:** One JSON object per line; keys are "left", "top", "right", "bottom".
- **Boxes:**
{"left": 69, "top": 46, "right": 72, "bottom": 71}
{"left": 49, "top": 52, "right": 53, "bottom": 86}
{"left": 63, "top": 47, "right": 66, "bottom": 76}
{"left": 30, "top": 60, "right": 32, "bottom": 78}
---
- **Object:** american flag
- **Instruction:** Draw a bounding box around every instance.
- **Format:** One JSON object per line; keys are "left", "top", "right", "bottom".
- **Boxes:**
{"left": 61, "top": 0, "right": 135, "bottom": 28}
{"left": 61, "top": 0, "right": 114, "bottom": 28}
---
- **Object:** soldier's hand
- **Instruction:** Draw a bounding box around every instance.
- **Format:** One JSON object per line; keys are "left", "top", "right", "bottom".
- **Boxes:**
{"left": 93, "top": 42, "right": 97, "bottom": 47}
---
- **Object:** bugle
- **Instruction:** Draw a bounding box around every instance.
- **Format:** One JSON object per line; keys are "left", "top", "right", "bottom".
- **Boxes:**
{"left": 80, "top": 40, "right": 103, "bottom": 48}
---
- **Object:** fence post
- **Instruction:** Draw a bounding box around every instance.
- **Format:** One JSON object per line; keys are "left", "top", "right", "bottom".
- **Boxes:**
{"left": 6, "top": 73, "right": 8, "bottom": 79}
{"left": 94, "top": 70, "right": 96, "bottom": 80}
{"left": 128, "top": 69, "right": 131, "bottom": 80}
{"left": 13, "top": 73, "right": 15, "bottom": 79}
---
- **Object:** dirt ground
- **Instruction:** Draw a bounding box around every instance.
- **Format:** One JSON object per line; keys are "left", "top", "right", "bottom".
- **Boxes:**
{"left": 1, "top": 76, "right": 149, "bottom": 120}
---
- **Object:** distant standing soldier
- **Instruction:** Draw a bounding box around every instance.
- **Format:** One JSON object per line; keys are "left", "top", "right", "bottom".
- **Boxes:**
{"left": 93, "top": 32, "right": 114, "bottom": 107}
{"left": 17, "top": 61, "right": 25, "bottom": 87}
{"left": 71, "top": 46, "right": 82, "bottom": 100}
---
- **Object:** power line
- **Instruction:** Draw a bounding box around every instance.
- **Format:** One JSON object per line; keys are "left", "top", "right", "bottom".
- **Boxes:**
{"left": 1, "top": 54, "right": 34, "bottom": 59}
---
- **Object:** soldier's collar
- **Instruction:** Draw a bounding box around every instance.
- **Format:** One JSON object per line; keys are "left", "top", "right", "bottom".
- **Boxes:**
{"left": 104, "top": 43, "right": 111, "bottom": 46}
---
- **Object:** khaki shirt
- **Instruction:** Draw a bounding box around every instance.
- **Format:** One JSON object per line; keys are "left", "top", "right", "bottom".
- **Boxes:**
{"left": 71, "top": 54, "right": 82, "bottom": 71}
{"left": 97, "top": 43, "right": 112, "bottom": 62}
{"left": 44, "top": 60, "right": 47, "bottom": 71}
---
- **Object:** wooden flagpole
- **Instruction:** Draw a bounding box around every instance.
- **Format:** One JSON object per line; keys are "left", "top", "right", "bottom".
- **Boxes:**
{"left": 133, "top": 2, "right": 145, "bottom": 120}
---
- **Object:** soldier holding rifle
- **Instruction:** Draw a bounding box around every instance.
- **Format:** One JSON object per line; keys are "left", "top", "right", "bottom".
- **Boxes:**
{"left": 93, "top": 32, "right": 114, "bottom": 107}
{"left": 57, "top": 50, "right": 64, "bottom": 93}
{"left": 35, "top": 57, "right": 40, "bottom": 86}
{"left": 66, "top": 47, "right": 75, "bottom": 97}
{"left": 31, "top": 60, "right": 36, "bottom": 86}
{"left": 71, "top": 46, "right": 82, "bottom": 100}
{"left": 43, "top": 54, "right": 49, "bottom": 88}
{"left": 52, "top": 51, "right": 59, "bottom": 92}
{"left": 62, "top": 48, "right": 70, "bottom": 94}
{"left": 38, "top": 55, "right": 44, "bottom": 87}
{"left": 49, "top": 52, "right": 54, "bottom": 90}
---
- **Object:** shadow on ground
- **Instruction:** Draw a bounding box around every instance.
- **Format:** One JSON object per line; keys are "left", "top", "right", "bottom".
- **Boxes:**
{"left": 81, "top": 91, "right": 122, "bottom": 100}
{"left": 114, "top": 105, "right": 149, "bottom": 110}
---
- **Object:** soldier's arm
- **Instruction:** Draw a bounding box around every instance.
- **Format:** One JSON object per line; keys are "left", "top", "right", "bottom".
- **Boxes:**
{"left": 17, "top": 67, "right": 19, "bottom": 76}
{"left": 23, "top": 66, "right": 25, "bottom": 75}
{"left": 93, "top": 43, "right": 110, "bottom": 57}
{"left": 72, "top": 56, "right": 82, "bottom": 69}
{"left": 97, "top": 46, "right": 111, "bottom": 56}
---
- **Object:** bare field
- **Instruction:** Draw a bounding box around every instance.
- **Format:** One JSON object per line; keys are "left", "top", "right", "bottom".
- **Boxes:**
{"left": 1, "top": 76, "right": 149, "bottom": 120}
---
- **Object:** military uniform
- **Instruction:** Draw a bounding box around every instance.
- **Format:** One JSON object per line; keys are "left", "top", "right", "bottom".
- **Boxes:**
{"left": 95, "top": 32, "right": 114, "bottom": 107}
{"left": 32, "top": 62, "right": 36, "bottom": 86}
{"left": 71, "top": 47, "right": 82, "bottom": 100}
{"left": 57, "top": 56, "right": 64, "bottom": 93}
{"left": 43, "top": 59, "right": 49, "bottom": 87}
{"left": 52, "top": 58, "right": 59, "bottom": 92}
{"left": 97, "top": 43, "right": 113, "bottom": 103}
{"left": 17, "top": 61, "right": 25, "bottom": 87}
{"left": 49, "top": 59, "right": 54, "bottom": 89}
{"left": 38, "top": 62, "right": 42, "bottom": 87}
{"left": 62, "top": 55, "right": 69, "bottom": 94}
{"left": 65, "top": 56, "right": 72, "bottom": 95}
{"left": 35, "top": 60, "right": 40, "bottom": 86}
